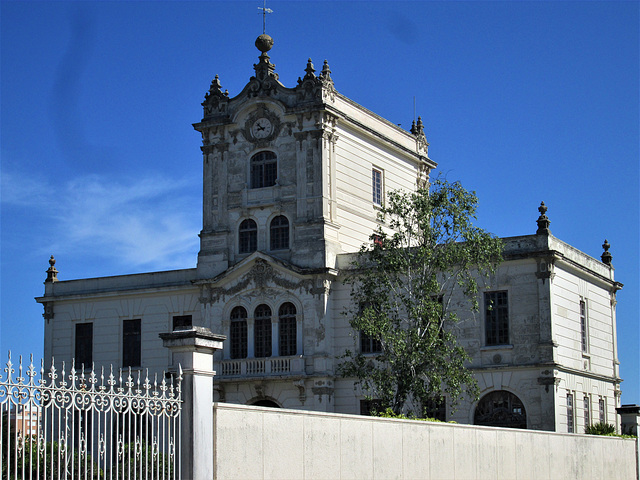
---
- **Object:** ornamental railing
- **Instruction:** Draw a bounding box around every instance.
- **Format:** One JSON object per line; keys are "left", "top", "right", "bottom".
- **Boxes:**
{"left": 0, "top": 353, "right": 182, "bottom": 480}
{"left": 219, "top": 356, "right": 305, "bottom": 377}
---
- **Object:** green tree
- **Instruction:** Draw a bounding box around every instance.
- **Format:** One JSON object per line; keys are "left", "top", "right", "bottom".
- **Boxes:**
{"left": 338, "top": 178, "right": 503, "bottom": 416}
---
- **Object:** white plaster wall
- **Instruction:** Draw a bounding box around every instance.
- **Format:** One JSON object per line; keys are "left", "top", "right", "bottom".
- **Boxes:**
{"left": 43, "top": 280, "right": 200, "bottom": 376}
{"left": 212, "top": 403, "right": 638, "bottom": 480}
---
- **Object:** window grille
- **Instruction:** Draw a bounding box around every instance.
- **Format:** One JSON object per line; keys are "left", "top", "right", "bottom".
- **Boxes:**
{"left": 567, "top": 393, "right": 574, "bottom": 433}
{"left": 230, "top": 306, "right": 248, "bottom": 359}
{"left": 372, "top": 168, "right": 383, "bottom": 205}
{"left": 270, "top": 215, "right": 290, "bottom": 250}
{"left": 485, "top": 291, "right": 509, "bottom": 345}
{"left": 580, "top": 299, "right": 588, "bottom": 352}
{"left": 239, "top": 219, "right": 258, "bottom": 254}
{"left": 254, "top": 304, "right": 272, "bottom": 358}
{"left": 278, "top": 302, "right": 297, "bottom": 356}
{"left": 250, "top": 151, "right": 277, "bottom": 188}
{"left": 584, "top": 396, "right": 590, "bottom": 430}
{"left": 599, "top": 398, "right": 606, "bottom": 423}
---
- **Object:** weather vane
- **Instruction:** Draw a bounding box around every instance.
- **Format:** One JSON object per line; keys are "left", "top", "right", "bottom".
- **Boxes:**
{"left": 258, "top": 0, "right": 273, "bottom": 35}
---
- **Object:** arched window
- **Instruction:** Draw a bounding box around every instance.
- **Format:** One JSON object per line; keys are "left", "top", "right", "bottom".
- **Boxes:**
{"left": 250, "top": 151, "right": 277, "bottom": 189}
{"left": 239, "top": 219, "right": 257, "bottom": 254}
{"left": 474, "top": 390, "right": 526, "bottom": 429}
{"left": 230, "top": 307, "right": 247, "bottom": 359}
{"left": 278, "top": 302, "right": 297, "bottom": 356}
{"left": 270, "top": 216, "right": 290, "bottom": 250}
{"left": 254, "top": 304, "right": 272, "bottom": 358}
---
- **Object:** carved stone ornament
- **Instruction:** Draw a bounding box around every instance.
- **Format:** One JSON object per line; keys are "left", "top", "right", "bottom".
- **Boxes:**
{"left": 244, "top": 104, "right": 281, "bottom": 144}
{"left": 536, "top": 201, "right": 551, "bottom": 235}
{"left": 535, "top": 257, "right": 556, "bottom": 283}
{"left": 202, "top": 74, "right": 229, "bottom": 120}
{"left": 295, "top": 58, "right": 336, "bottom": 103}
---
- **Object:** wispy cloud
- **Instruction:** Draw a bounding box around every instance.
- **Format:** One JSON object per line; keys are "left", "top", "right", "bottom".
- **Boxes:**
{"left": 2, "top": 170, "right": 201, "bottom": 270}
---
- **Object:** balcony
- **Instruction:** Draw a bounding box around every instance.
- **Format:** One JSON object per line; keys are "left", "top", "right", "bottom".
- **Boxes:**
{"left": 217, "top": 356, "right": 305, "bottom": 378}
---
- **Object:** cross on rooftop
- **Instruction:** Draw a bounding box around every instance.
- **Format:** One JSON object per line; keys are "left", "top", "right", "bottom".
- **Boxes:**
{"left": 258, "top": 0, "right": 273, "bottom": 35}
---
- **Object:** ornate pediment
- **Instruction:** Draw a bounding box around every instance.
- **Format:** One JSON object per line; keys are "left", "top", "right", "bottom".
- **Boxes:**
{"left": 196, "top": 254, "right": 325, "bottom": 304}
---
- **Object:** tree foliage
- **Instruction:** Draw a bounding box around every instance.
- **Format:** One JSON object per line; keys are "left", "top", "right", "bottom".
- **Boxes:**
{"left": 338, "top": 177, "right": 503, "bottom": 416}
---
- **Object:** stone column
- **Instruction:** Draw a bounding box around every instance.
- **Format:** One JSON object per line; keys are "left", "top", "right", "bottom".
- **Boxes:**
{"left": 160, "top": 327, "right": 226, "bottom": 480}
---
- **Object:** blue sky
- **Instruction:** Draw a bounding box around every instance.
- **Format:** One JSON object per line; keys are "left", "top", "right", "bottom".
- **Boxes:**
{"left": 1, "top": 1, "right": 638, "bottom": 404}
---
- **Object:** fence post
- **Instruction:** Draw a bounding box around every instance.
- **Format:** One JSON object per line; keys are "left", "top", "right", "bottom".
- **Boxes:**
{"left": 160, "top": 327, "right": 225, "bottom": 480}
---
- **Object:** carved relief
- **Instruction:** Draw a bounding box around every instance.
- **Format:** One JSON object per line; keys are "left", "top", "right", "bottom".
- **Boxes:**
{"left": 535, "top": 257, "right": 556, "bottom": 283}
{"left": 198, "top": 258, "right": 318, "bottom": 304}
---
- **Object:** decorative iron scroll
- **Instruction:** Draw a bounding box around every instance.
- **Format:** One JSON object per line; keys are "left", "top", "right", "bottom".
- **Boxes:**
{"left": 0, "top": 352, "right": 182, "bottom": 480}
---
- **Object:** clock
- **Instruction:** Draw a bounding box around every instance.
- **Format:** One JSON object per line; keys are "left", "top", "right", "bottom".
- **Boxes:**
{"left": 251, "top": 118, "right": 273, "bottom": 139}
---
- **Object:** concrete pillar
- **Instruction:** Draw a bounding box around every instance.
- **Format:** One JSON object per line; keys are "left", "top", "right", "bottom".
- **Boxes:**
{"left": 160, "top": 326, "right": 226, "bottom": 480}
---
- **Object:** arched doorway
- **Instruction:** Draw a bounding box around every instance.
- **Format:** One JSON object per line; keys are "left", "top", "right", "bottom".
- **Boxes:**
{"left": 251, "top": 399, "right": 280, "bottom": 408}
{"left": 474, "top": 390, "right": 527, "bottom": 429}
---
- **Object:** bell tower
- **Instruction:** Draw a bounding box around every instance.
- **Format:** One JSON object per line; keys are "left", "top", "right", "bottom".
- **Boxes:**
{"left": 193, "top": 35, "right": 434, "bottom": 280}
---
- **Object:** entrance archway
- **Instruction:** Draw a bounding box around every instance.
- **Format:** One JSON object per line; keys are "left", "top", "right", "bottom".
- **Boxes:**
{"left": 474, "top": 390, "right": 526, "bottom": 429}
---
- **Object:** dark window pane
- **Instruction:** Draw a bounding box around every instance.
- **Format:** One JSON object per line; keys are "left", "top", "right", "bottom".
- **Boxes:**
{"left": 360, "top": 399, "right": 383, "bottom": 416}
{"left": 123, "top": 319, "right": 141, "bottom": 368}
{"left": 75, "top": 323, "right": 93, "bottom": 368}
{"left": 485, "top": 291, "right": 509, "bottom": 346}
{"left": 239, "top": 219, "right": 257, "bottom": 254}
{"left": 254, "top": 304, "right": 272, "bottom": 358}
{"left": 423, "top": 396, "right": 446, "bottom": 421}
{"left": 278, "top": 302, "right": 297, "bottom": 356}
{"left": 580, "top": 300, "right": 587, "bottom": 352}
{"left": 230, "top": 307, "right": 248, "bottom": 359}
{"left": 270, "top": 216, "right": 290, "bottom": 250}
{"left": 173, "top": 315, "right": 192, "bottom": 331}
{"left": 360, "top": 331, "right": 382, "bottom": 354}
{"left": 250, "top": 151, "right": 277, "bottom": 189}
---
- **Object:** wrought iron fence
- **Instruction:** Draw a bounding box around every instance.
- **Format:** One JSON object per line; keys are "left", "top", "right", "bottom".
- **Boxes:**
{"left": 0, "top": 353, "right": 182, "bottom": 480}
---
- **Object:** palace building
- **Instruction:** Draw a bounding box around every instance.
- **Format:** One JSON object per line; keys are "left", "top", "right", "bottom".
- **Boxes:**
{"left": 37, "top": 34, "right": 623, "bottom": 432}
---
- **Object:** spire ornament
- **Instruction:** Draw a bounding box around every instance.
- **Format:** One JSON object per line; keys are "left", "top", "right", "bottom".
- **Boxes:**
{"left": 536, "top": 202, "right": 551, "bottom": 235}
{"left": 601, "top": 239, "right": 613, "bottom": 266}
{"left": 253, "top": 34, "right": 278, "bottom": 82}
{"left": 45, "top": 255, "right": 58, "bottom": 283}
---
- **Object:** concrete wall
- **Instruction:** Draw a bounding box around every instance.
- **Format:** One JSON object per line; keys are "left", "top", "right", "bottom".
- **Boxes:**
{"left": 212, "top": 403, "right": 638, "bottom": 480}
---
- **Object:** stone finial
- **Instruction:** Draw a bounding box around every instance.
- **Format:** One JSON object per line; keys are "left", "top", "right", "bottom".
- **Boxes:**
{"left": 253, "top": 34, "right": 278, "bottom": 81}
{"left": 536, "top": 202, "right": 551, "bottom": 235}
{"left": 416, "top": 116, "right": 424, "bottom": 135}
{"left": 45, "top": 255, "right": 58, "bottom": 283}
{"left": 410, "top": 119, "right": 417, "bottom": 135}
{"left": 320, "top": 60, "right": 332, "bottom": 80}
{"left": 601, "top": 239, "right": 613, "bottom": 266}
{"left": 303, "top": 58, "right": 316, "bottom": 80}
{"left": 255, "top": 33, "right": 274, "bottom": 53}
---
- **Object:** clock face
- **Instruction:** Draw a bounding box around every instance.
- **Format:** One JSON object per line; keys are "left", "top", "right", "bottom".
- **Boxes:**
{"left": 251, "top": 118, "right": 273, "bottom": 139}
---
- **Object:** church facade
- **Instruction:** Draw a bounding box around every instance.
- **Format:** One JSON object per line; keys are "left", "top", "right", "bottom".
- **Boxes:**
{"left": 37, "top": 35, "right": 623, "bottom": 433}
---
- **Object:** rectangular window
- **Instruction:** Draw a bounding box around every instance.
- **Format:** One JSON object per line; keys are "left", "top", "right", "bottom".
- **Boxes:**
{"left": 230, "top": 320, "right": 248, "bottom": 359}
{"left": 123, "top": 319, "right": 141, "bottom": 368}
{"left": 485, "top": 291, "right": 509, "bottom": 346}
{"left": 584, "top": 396, "right": 590, "bottom": 430}
{"left": 360, "top": 399, "right": 382, "bottom": 416}
{"left": 580, "top": 299, "right": 588, "bottom": 353}
{"left": 360, "top": 331, "right": 382, "bottom": 354}
{"left": 372, "top": 168, "right": 383, "bottom": 205}
{"left": 567, "top": 393, "right": 574, "bottom": 433}
{"left": 599, "top": 398, "right": 605, "bottom": 423}
{"left": 423, "top": 396, "right": 446, "bottom": 421}
{"left": 173, "top": 315, "right": 192, "bottom": 331}
{"left": 75, "top": 323, "right": 93, "bottom": 368}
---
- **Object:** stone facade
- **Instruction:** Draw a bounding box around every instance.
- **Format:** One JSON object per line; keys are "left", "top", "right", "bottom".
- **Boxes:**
{"left": 37, "top": 36, "right": 622, "bottom": 433}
